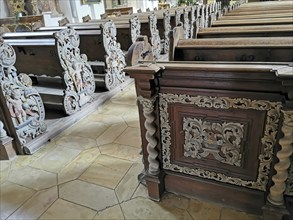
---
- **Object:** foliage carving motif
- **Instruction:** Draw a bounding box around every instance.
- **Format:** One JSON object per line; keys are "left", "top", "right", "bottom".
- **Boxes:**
{"left": 149, "top": 13, "right": 162, "bottom": 60}
{"left": 163, "top": 10, "right": 171, "bottom": 54}
{"left": 130, "top": 16, "right": 141, "bottom": 44}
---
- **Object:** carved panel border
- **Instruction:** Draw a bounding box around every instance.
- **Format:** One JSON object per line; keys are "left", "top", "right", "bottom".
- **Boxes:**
{"left": 159, "top": 93, "right": 282, "bottom": 191}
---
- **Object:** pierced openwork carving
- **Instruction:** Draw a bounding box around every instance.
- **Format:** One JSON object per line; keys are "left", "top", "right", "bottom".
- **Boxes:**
{"left": 0, "top": 42, "right": 46, "bottom": 152}
{"left": 54, "top": 28, "right": 95, "bottom": 115}
{"left": 163, "top": 10, "right": 171, "bottom": 54}
{"left": 190, "top": 7, "right": 196, "bottom": 39}
{"left": 130, "top": 16, "right": 141, "bottom": 44}
{"left": 183, "top": 8, "right": 190, "bottom": 39}
{"left": 268, "top": 110, "right": 293, "bottom": 204}
{"left": 184, "top": 117, "right": 244, "bottom": 166}
{"left": 103, "top": 21, "right": 126, "bottom": 90}
{"left": 286, "top": 155, "right": 293, "bottom": 196}
{"left": 149, "top": 13, "right": 162, "bottom": 60}
{"left": 5, "top": 0, "right": 27, "bottom": 16}
{"left": 138, "top": 95, "right": 159, "bottom": 175}
{"left": 159, "top": 93, "right": 282, "bottom": 191}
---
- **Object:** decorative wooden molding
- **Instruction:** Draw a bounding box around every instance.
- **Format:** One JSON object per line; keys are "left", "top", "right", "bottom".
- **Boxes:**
{"left": 54, "top": 28, "right": 95, "bottom": 115}
{"left": 268, "top": 110, "right": 293, "bottom": 205}
{"left": 102, "top": 21, "right": 126, "bottom": 90}
{"left": 159, "top": 93, "right": 282, "bottom": 191}
{"left": 0, "top": 41, "right": 46, "bottom": 154}
{"left": 138, "top": 95, "right": 159, "bottom": 175}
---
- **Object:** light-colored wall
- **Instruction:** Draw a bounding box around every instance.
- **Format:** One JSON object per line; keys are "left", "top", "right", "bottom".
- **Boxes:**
{"left": 0, "top": 0, "right": 9, "bottom": 18}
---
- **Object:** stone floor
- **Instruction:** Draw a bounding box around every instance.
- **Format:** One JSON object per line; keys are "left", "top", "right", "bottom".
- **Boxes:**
{"left": 0, "top": 82, "right": 262, "bottom": 220}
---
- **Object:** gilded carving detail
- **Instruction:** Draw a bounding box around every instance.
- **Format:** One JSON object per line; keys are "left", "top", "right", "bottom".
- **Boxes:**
{"left": 159, "top": 93, "right": 282, "bottom": 191}
{"left": 0, "top": 42, "right": 46, "bottom": 151}
{"left": 138, "top": 95, "right": 159, "bottom": 175}
{"left": 103, "top": 21, "right": 126, "bottom": 90}
{"left": 183, "top": 117, "right": 244, "bottom": 166}
{"left": 54, "top": 28, "right": 95, "bottom": 115}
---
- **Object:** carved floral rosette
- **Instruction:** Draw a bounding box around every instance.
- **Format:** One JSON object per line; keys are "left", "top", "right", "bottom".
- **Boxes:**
{"left": 0, "top": 42, "right": 46, "bottom": 153}
{"left": 148, "top": 13, "right": 162, "bottom": 60}
{"left": 183, "top": 8, "right": 190, "bottom": 39}
{"left": 102, "top": 21, "right": 126, "bottom": 90}
{"left": 159, "top": 93, "right": 282, "bottom": 191}
{"left": 54, "top": 28, "right": 95, "bottom": 115}
{"left": 163, "top": 10, "right": 171, "bottom": 54}
{"left": 130, "top": 16, "right": 141, "bottom": 44}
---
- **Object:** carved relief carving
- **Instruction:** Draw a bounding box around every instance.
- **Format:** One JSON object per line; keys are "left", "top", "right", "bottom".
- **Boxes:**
{"left": 138, "top": 95, "right": 159, "bottom": 175}
{"left": 183, "top": 8, "right": 190, "bottom": 39}
{"left": 175, "top": 9, "right": 181, "bottom": 26}
{"left": 159, "top": 93, "right": 282, "bottom": 191}
{"left": 54, "top": 28, "right": 95, "bottom": 115}
{"left": 149, "top": 13, "right": 162, "bottom": 60}
{"left": 130, "top": 16, "right": 141, "bottom": 44}
{"left": 190, "top": 7, "right": 196, "bottom": 39}
{"left": 102, "top": 21, "right": 126, "bottom": 90}
{"left": 163, "top": 10, "right": 171, "bottom": 54}
{"left": 268, "top": 110, "right": 293, "bottom": 204}
{"left": 286, "top": 155, "right": 293, "bottom": 196}
{"left": 0, "top": 42, "right": 46, "bottom": 152}
{"left": 183, "top": 117, "right": 244, "bottom": 166}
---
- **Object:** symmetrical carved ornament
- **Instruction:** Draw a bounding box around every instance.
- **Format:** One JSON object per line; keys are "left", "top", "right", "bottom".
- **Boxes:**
{"left": 5, "top": 0, "right": 27, "bottom": 16}
{"left": 0, "top": 42, "right": 46, "bottom": 152}
{"left": 184, "top": 117, "right": 244, "bottom": 166}
{"left": 130, "top": 16, "right": 141, "bottom": 44}
{"left": 268, "top": 110, "right": 293, "bottom": 205}
{"left": 102, "top": 21, "right": 126, "bottom": 90}
{"left": 138, "top": 95, "right": 160, "bottom": 176}
{"left": 148, "top": 13, "right": 162, "bottom": 60}
{"left": 159, "top": 93, "right": 282, "bottom": 191}
{"left": 54, "top": 28, "right": 95, "bottom": 115}
{"left": 163, "top": 10, "right": 171, "bottom": 54}
{"left": 183, "top": 8, "right": 190, "bottom": 39}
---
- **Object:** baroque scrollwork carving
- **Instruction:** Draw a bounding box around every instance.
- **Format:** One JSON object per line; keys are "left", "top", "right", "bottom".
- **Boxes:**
{"left": 102, "top": 21, "right": 126, "bottom": 90}
{"left": 130, "top": 16, "right": 141, "bottom": 44}
{"left": 190, "top": 7, "right": 196, "bottom": 39}
{"left": 0, "top": 42, "right": 46, "bottom": 151}
{"left": 184, "top": 117, "right": 244, "bottom": 166}
{"left": 175, "top": 9, "right": 181, "bottom": 26}
{"left": 163, "top": 10, "right": 171, "bottom": 54}
{"left": 268, "top": 110, "right": 293, "bottom": 205}
{"left": 159, "top": 93, "right": 282, "bottom": 191}
{"left": 138, "top": 95, "right": 159, "bottom": 175}
{"left": 183, "top": 8, "right": 190, "bottom": 39}
{"left": 149, "top": 13, "right": 162, "bottom": 60}
{"left": 54, "top": 28, "right": 95, "bottom": 115}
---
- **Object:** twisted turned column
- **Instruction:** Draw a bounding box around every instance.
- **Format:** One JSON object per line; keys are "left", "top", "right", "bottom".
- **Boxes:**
{"left": 268, "top": 110, "right": 293, "bottom": 205}
{"left": 138, "top": 95, "right": 159, "bottom": 175}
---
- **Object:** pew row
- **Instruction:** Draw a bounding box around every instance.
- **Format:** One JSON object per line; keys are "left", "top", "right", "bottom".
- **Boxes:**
{"left": 36, "top": 21, "right": 127, "bottom": 90}
{"left": 0, "top": 41, "right": 46, "bottom": 155}
{"left": 124, "top": 61, "right": 293, "bottom": 218}
{"left": 169, "top": 26, "right": 293, "bottom": 62}
{"left": 2, "top": 29, "right": 96, "bottom": 115}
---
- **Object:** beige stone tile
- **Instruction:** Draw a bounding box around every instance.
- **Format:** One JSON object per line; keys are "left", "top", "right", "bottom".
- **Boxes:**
{"left": 100, "top": 102, "right": 132, "bottom": 116}
{"left": 86, "top": 112, "right": 125, "bottom": 125}
{"left": 96, "top": 122, "right": 128, "bottom": 146}
{"left": 59, "top": 179, "right": 118, "bottom": 211}
{"left": 161, "top": 193, "right": 190, "bottom": 211}
{"left": 99, "top": 143, "right": 141, "bottom": 162}
{"left": 0, "top": 181, "right": 35, "bottom": 220}
{"left": 94, "top": 204, "right": 124, "bottom": 220}
{"left": 132, "top": 183, "right": 149, "bottom": 199}
{"left": 55, "top": 135, "right": 98, "bottom": 151}
{"left": 115, "top": 162, "right": 144, "bottom": 203}
{"left": 7, "top": 186, "right": 58, "bottom": 220}
{"left": 63, "top": 121, "right": 109, "bottom": 140}
{"left": 7, "top": 166, "right": 57, "bottom": 190}
{"left": 121, "top": 197, "right": 193, "bottom": 220}
{"left": 122, "top": 107, "right": 140, "bottom": 128}
{"left": 221, "top": 208, "right": 262, "bottom": 220}
{"left": 79, "top": 155, "right": 132, "bottom": 189}
{"left": 10, "top": 155, "right": 39, "bottom": 171}
{"left": 32, "top": 140, "right": 58, "bottom": 158}
{"left": 39, "top": 198, "right": 97, "bottom": 220}
{"left": 0, "top": 160, "right": 11, "bottom": 184}
{"left": 58, "top": 148, "right": 100, "bottom": 184}
{"left": 187, "top": 199, "right": 222, "bottom": 220}
{"left": 110, "top": 89, "right": 137, "bottom": 106}
{"left": 30, "top": 146, "right": 81, "bottom": 173}
{"left": 114, "top": 127, "right": 142, "bottom": 148}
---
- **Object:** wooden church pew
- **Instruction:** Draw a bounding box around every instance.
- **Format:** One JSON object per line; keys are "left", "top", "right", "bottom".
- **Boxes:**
{"left": 36, "top": 21, "right": 127, "bottom": 91}
{"left": 2, "top": 29, "right": 96, "bottom": 115}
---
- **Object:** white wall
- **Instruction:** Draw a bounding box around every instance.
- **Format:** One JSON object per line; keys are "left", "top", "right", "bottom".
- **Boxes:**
{"left": 0, "top": 0, "right": 9, "bottom": 18}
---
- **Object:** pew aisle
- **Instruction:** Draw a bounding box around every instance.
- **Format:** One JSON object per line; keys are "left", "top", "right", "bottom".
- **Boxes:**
{"left": 0, "top": 82, "right": 261, "bottom": 220}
